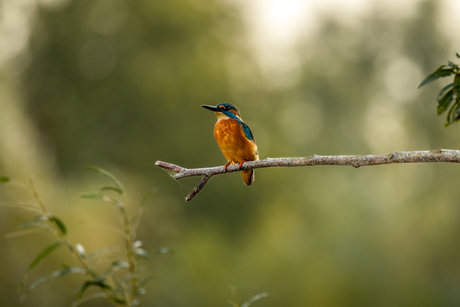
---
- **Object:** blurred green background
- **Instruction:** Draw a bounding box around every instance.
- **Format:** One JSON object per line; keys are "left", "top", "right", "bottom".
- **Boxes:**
{"left": 2, "top": 0, "right": 460, "bottom": 306}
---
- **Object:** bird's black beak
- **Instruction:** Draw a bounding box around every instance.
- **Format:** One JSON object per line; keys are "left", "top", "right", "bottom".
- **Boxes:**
{"left": 201, "top": 105, "right": 221, "bottom": 112}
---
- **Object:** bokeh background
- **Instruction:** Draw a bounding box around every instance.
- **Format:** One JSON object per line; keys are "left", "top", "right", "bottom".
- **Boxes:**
{"left": 1, "top": 0, "right": 460, "bottom": 306}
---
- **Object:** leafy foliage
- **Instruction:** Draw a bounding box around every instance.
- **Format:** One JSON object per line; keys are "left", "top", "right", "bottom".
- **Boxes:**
{"left": 1, "top": 169, "right": 160, "bottom": 307}
{"left": 419, "top": 53, "right": 460, "bottom": 127}
{"left": 85, "top": 165, "right": 125, "bottom": 197}
{"left": 18, "top": 241, "right": 64, "bottom": 294}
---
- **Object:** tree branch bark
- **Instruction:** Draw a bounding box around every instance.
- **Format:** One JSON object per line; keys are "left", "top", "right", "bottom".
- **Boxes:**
{"left": 155, "top": 149, "right": 460, "bottom": 201}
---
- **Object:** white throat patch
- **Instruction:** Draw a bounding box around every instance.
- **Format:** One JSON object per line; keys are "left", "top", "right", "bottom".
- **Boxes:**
{"left": 215, "top": 112, "right": 231, "bottom": 121}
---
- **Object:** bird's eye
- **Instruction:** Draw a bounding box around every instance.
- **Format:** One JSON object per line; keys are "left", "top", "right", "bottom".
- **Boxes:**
{"left": 226, "top": 106, "right": 230, "bottom": 110}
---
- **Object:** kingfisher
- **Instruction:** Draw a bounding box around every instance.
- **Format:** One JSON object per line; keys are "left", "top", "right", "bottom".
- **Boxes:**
{"left": 201, "top": 103, "right": 259, "bottom": 186}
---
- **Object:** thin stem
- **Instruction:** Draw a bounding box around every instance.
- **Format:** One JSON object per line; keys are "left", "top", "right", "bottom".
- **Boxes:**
{"left": 120, "top": 205, "right": 138, "bottom": 305}
{"left": 28, "top": 177, "right": 47, "bottom": 213}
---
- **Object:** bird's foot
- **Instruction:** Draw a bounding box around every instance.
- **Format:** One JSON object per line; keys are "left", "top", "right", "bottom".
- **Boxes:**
{"left": 238, "top": 160, "right": 248, "bottom": 170}
{"left": 224, "top": 162, "right": 232, "bottom": 172}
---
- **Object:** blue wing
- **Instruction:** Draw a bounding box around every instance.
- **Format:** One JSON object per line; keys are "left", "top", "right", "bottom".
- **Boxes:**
{"left": 223, "top": 110, "right": 255, "bottom": 142}
{"left": 241, "top": 122, "right": 255, "bottom": 141}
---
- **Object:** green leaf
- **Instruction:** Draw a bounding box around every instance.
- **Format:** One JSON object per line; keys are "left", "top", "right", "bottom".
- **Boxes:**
{"left": 19, "top": 241, "right": 64, "bottom": 293}
{"left": 81, "top": 192, "right": 108, "bottom": 201}
{"left": 437, "top": 83, "right": 455, "bottom": 101}
{"left": 53, "top": 266, "right": 87, "bottom": 277}
{"left": 1, "top": 228, "right": 45, "bottom": 240}
{"left": 78, "top": 279, "right": 111, "bottom": 298}
{"left": 0, "top": 176, "right": 10, "bottom": 183}
{"left": 418, "top": 65, "right": 455, "bottom": 88}
{"left": 0, "top": 200, "right": 42, "bottom": 213}
{"left": 447, "top": 61, "right": 459, "bottom": 69}
{"left": 437, "top": 88, "right": 455, "bottom": 115}
{"left": 456, "top": 53, "right": 460, "bottom": 59}
{"left": 88, "top": 246, "right": 123, "bottom": 261}
{"left": 444, "top": 93, "right": 460, "bottom": 127}
{"left": 80, "top": 192, "right": 118, "bottom": 205}
{"left": 20, "top": 267, "right": 87, "bottom": 301}
{"left": 85, "top": 165, "right": 124, "bottom": 194}
{"left": 49, "top": 216, "right": 67, "bottom": 235}
{"left": 101, "top": 186, "right": 123, "bottom": 194}
{"left": 241, "top": 292, "right": 269, "bottom": 307}
{"left": 452, "top": 97, "right": 460, "bottom": 123}
{"left": 28, "top": 241, "right": 64, "bottom": 271}
{"left": 19, "top": 220, "right": 55, "bottom": 233}
{"left": 104, "top": 260, "right": 130, "bottom": 277}
{"left": 445, "top": 100, "right": 457, "bottom": 127}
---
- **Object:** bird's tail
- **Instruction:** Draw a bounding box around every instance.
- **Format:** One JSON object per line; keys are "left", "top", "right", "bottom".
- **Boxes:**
{"left": 241, "top": 169, "right": 254, "bottom": 186}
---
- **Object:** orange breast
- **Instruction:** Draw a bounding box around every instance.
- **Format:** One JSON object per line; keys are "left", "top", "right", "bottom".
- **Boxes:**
{"left": 214, "top": 118, "right": 258, "bottom": 163}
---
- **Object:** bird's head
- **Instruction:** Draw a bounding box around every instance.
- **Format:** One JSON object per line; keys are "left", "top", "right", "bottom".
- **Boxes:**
{"left": 201, "top": 103, "right": 241, "bottom": 120}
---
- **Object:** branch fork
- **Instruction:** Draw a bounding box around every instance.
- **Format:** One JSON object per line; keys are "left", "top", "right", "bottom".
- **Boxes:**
{"left": 155, "top": 149, "right": 460, "bottom": 201}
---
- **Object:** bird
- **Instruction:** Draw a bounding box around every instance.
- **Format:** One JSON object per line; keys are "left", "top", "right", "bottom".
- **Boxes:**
{"left": 201, "top": 103, "right": 259, "bottom": 186}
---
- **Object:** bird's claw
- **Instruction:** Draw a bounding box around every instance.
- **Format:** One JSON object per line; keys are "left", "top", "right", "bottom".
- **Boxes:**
{"left": 224, "top": 160, "right": 247, "bottom": 172}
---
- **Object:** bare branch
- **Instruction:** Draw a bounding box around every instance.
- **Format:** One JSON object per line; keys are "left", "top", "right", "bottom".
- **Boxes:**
{"left": 185, "top": 175, "right": 210, "bottom": 201}
{"left": 155, "top": 149, "right": 460, "bottom": 201}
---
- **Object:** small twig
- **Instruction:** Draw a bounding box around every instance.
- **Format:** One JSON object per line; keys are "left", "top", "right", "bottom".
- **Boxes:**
{"left": 155, "top": 161, "right": 183, "bottom": 173}
{"left": 185, "top": 175, "right": 210, "bottom": 201}
{"left": 155, "top": 149, "right": 460, "bottom": 201}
